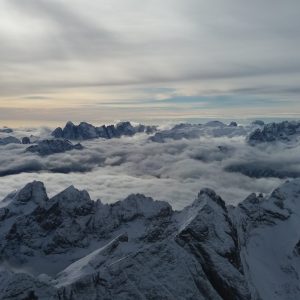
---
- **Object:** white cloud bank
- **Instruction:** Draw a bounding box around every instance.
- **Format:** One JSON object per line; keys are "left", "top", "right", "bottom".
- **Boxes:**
{"left": 0, "top": 123, "right": 292, "bottom": 209}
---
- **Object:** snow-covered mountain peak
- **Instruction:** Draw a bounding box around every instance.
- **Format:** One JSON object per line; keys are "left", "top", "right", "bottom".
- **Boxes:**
{"left": 114, "top": 193, "right": 172, "bottom": 220}
{"left": 1, "top": 180, "right": 300, "bottom": 299}
{"left": 16, "top": 181, "right": 48, "bottom": 204}
{"left": 50, "top": 185, "right": 91, "bottom": 203}
{"left": 197, "top": 188, "right": 227, "bottom": 210}
{"left": 2, "top": 181, "right": 48, "bottom": 210}
{"left": 268, "top": 179, "right": 300, "bottom": 212}
{"left": 48, "top": 185, "right": 93, "bottom": 214}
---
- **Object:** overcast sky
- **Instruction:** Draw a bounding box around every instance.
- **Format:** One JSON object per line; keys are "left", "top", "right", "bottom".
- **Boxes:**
{"left": 1, "top": 0, "right": 300, "bottom": 125}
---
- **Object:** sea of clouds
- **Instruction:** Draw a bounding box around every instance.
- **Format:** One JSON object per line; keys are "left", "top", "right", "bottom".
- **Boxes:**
{"left": 1, "top": 122, "right": 299, "bottom": 209}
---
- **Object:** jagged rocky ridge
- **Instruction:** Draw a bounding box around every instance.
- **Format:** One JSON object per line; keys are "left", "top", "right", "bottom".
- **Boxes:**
{"left": 248, "top": 120, "right": 300, "bottom": 144}
{"left": 26, "top": 139, "right": 83, "bottom": 156}
{"left": 150, "top": 121, "right": 248, "bottom": 142}
{"left": 52, "top": 121, "right": 156, "bottom": 140}
{"left": 1, "top": 180, "right": 300, "bottom": 299}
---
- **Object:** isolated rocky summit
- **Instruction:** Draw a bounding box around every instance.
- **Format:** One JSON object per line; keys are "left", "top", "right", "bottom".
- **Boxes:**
{"left": 52, "top": 121, "right": 156, "bottom": 140}
{"left": 0, "top": 179, "right": 300, "bottom": 299}
{"left": 21, "top": 136, "right": 31, "bottom": 144}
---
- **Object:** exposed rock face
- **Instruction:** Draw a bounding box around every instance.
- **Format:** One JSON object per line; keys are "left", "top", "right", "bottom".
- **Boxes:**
{"left": 26, "top": 139, "right": 83, "bottom": 156}
{"left": 52, "top": 121, "right": 156, "bottom": 140}
{"left": 22, "top": 137, "right": 31, "bottom": 144}
{"left": 248, "top": 121, "right": 300, "bottom": 144}
{"left": 0, "top": 179, "right": 300, "bottom": 299}
{"left": 0, "top": 136, "right": 20, "bottom": 145}
{"left": 51, "top": 127, "right": 63, "bottom": 138}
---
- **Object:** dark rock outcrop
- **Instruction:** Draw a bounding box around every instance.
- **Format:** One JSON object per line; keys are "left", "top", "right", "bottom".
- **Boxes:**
{"left": 22, "top": 137, "right": 31, "bottom": 144}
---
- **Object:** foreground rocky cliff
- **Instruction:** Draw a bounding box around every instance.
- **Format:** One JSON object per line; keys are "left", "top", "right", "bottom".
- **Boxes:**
{"left": 0, "top": 179, "right": 300, "bottom": 299}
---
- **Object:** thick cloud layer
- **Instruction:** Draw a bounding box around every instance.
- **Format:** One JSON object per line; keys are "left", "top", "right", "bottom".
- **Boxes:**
{"left": 1, "top": 123, "right": 296, "bottom": 209}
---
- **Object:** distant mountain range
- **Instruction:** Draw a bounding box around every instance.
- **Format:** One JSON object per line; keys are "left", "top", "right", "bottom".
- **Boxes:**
{"left": 52, "top": 121, "right": 157, "bottom": 140}
{"left": 1, "top": 120, "right": 300, "bottom": 146}
{"left": 1, "top": 120, "right": 300, "bottom": 179}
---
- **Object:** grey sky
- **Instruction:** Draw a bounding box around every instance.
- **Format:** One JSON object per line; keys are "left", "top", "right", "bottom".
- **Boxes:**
{"left": 1, "top": 0, "right": 300, "bottom": 125}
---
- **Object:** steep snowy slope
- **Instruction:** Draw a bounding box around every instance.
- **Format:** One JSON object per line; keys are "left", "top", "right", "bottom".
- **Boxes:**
{"left": 0, "top": 179, "right": 299, "bottom": 299}
{"left": 233, "top": 180, "right": 300, "bottom": 299}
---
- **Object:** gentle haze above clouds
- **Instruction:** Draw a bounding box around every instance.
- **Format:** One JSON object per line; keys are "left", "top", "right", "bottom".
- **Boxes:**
{"left": 1, "top": 0, "right": 300, "bottom": 125}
